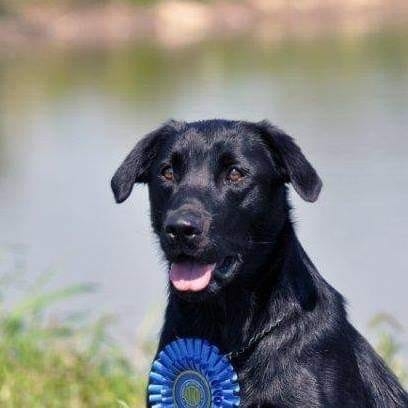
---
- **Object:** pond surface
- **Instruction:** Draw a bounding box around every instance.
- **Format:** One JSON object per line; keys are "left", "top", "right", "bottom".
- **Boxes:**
{"left": 0, "top": 29, "right": 407, "bottom": 348}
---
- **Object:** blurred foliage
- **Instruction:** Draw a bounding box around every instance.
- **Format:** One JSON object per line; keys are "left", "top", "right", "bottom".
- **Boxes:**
{"left": 370, "top": 313, "right": 408, "bottom": 386}
{"left": 0, "top": 27, "right": 407, "bottom": 115}
{"left": 0, "top": 271, "right": 147, "bottom": 407}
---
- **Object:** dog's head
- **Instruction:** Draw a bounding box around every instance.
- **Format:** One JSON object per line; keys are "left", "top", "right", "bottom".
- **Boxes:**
{"left": 111, "top": 120, "right": 321, "bottom": 300}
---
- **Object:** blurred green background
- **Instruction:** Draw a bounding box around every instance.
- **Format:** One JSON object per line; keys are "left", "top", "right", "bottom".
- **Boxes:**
{"left": 0, "top": 0, "right": 407, "bottom": 406}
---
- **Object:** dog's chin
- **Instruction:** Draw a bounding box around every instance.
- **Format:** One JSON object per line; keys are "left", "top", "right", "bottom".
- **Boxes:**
{"left": 168, "top": 256, "right": 241, "bottom": 302}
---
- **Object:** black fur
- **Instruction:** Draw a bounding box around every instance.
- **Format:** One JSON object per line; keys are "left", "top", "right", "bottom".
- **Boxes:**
{"left": 112, "top": 119, "right": 408, "bottom": 407}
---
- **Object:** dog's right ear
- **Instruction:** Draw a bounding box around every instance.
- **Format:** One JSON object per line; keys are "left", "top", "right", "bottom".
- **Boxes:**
{"left": 111, "top": 120, "right": 183, "bottom": 203}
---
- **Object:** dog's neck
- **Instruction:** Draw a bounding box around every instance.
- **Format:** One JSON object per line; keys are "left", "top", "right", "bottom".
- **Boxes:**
{"left": 165, "top": 219, "right": 322, "bottom": 355}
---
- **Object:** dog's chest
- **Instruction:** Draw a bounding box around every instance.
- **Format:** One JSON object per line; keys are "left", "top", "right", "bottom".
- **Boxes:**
{"left": 232, "top": 346, "right": 318, "bottom": 408}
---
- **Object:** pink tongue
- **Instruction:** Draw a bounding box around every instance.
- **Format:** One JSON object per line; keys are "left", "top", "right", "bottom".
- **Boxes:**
{"left": 169, "top": 262, "right": 216, "bottom": 292}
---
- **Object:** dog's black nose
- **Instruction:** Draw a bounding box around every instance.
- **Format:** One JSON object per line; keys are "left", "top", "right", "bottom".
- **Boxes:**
{"left": 164, "top": 212, "right": 203, "bottom": 242}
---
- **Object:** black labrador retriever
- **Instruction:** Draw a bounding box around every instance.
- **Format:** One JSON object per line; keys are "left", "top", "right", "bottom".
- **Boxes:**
{"left": 111, "top": 119, "right": 408, "bottom": 407}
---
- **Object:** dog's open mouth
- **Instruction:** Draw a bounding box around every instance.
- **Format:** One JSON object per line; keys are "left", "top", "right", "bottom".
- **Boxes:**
{"left": 169, "top": 256, "right": 236, "bottom": 292}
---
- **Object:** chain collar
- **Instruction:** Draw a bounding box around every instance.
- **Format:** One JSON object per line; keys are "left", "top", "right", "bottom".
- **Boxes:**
{"left": 172, "top": 318, "right": 282, "bottom": 361}
{"left": 225, "top": 318, "right": 282, "bottom": 360}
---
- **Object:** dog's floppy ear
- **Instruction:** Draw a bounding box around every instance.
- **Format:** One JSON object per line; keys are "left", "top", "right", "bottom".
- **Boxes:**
{"left": 111, "top": 120, "right": 183, "bottom": 203}
{"left": 257, "top": 120, "right": 322, "bottom": 202}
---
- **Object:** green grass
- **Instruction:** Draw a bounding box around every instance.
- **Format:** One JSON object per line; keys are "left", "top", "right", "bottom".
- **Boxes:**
{"left": 0, "top": 274, "right": 147, "bottom": 407}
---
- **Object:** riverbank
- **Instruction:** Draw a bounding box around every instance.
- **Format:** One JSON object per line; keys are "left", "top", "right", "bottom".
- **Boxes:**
{"left": 1, "top": 0, "right": 408, "bottom": 52}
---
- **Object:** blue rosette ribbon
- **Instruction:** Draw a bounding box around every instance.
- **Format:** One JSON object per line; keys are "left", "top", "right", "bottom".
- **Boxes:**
{"left": 148, "top": 338, "right": 240, "bottom": 407}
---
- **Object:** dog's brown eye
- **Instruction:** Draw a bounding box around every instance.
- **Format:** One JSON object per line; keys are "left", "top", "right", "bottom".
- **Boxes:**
{"left": 161, "top": 166, "right": 174, "bottom": 181}
{"left": 226, "top": 167, "right": 244, "bottom": 183}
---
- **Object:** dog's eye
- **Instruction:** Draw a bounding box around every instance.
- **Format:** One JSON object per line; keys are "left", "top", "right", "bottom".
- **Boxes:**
{"left": 161, "top": 165, "right": 174, "bottom": 181}
{"left": 226, "top": 167, "right": 244, "bottom": 183}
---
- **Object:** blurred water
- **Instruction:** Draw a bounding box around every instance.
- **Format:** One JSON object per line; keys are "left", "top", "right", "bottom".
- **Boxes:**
{"left": 0, "top": 29, "right": 407, "bottom": 347}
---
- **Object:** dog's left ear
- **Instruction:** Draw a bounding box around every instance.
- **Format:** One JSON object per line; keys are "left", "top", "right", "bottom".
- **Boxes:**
{"left": 111, "top": 120, "right": 183, "bottom": 203}
{"left": 257, "top": 120, "right": 322, "bottom": 202}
